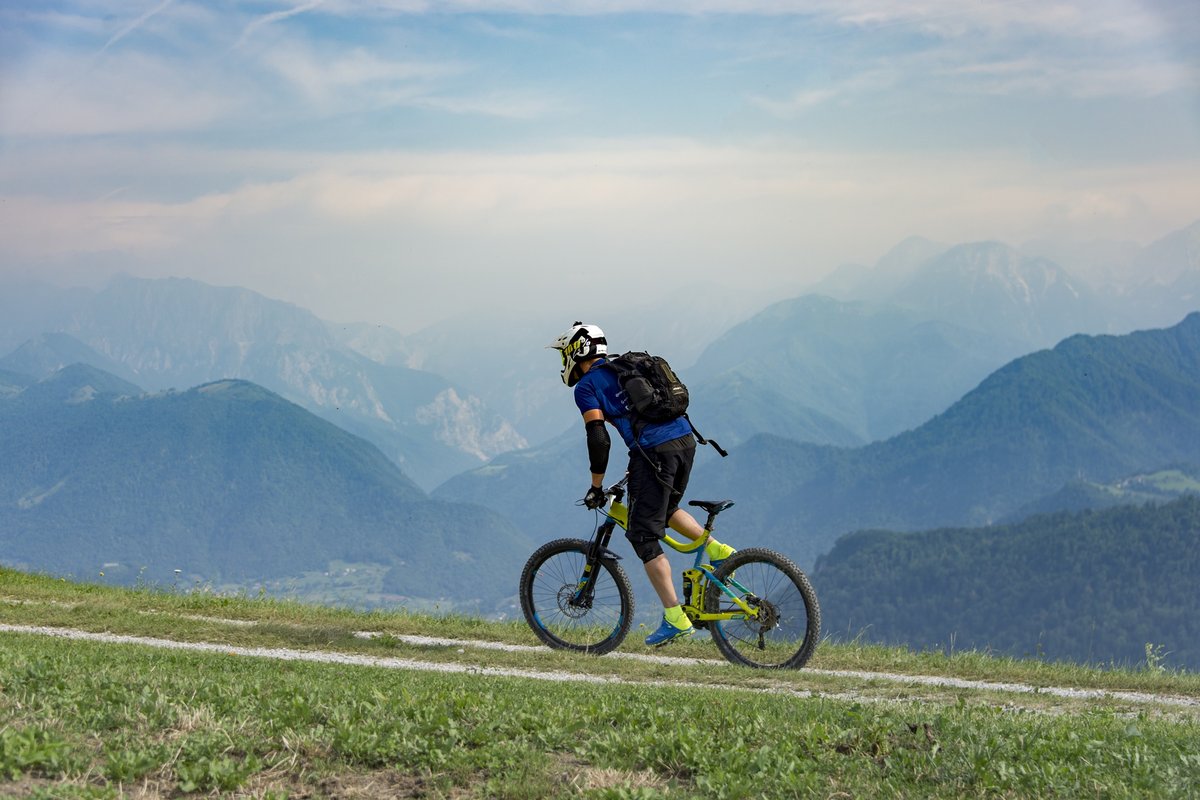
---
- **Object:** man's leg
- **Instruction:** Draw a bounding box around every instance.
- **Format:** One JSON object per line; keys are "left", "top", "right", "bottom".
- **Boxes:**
{"left": 667, "top": 508, "right": 704, "bottom": 540}
{"left": 642, "top": 550, "right": 693, "bottom": 646}
{"left": 625, "top": 448, "right": 676, "bottom": 581}
{"left": 644, "top": 553, "right": 678, "bottom": 607}
{"left": 627, "top": 446, "right": 696, "bottom": 645}
{"left": 662, "top": 441, "right": 735, "bottom": 564}
{"left": 670, "top": 508, "right": 736, "bottom": 562}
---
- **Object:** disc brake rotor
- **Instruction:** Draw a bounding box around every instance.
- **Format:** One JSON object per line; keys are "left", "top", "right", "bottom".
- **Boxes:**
{"left": 557, "top": 585, "right": 590, "bottom": 618}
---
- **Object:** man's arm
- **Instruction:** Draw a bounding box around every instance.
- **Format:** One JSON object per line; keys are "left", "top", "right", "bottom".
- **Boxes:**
{"left": 583, "top": 408, "right": 608, "bottom": 489}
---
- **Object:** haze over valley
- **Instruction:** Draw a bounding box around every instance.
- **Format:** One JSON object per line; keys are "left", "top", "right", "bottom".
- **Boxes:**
{"left": 3, "top": 1, "right": 1199, "bottom": 670}
{"left": 4, "top": 218, "right": 1200, "bottom": 666}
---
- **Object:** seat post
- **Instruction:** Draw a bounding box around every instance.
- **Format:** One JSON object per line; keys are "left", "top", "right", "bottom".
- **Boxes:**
{"left": 687, "top": 499, "right": 735, "bottom": 534}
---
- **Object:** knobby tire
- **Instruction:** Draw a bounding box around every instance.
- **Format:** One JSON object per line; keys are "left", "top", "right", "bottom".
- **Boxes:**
{"left": 520, "top": 538, "right": 634, "bottom": 655}
{"left": 704, "top": 547, "right": 821, "bottom": 669}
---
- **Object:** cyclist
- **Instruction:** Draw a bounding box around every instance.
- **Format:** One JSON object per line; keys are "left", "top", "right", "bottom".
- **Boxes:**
{"left": 548, "top": 322, "right": 735, "bottom": 646}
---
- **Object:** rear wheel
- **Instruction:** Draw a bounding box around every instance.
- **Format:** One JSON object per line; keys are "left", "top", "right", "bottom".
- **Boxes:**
{"left": 704, "top": 547, "right": 820, "bottom": 669}
{"left": 520, "top": 538, "right": 633, "bottom": 655}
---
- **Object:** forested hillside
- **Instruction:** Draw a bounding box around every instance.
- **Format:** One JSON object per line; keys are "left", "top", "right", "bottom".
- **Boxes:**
{"left": 686, "top": 312, "right": 1200, "bottom": 565}
{"left": 1002, "top": 465, "right": 1200, "bottom": 521}
{"left": 0, "top": 366, "right": 530, "bottom": 610}
{"left": 812, "top": 495, "right": 1200, "bottom": 670}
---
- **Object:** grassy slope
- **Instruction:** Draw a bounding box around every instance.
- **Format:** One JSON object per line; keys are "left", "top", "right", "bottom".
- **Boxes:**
{"left": 2, "top": 568, "right": 1198, "bottom": 799}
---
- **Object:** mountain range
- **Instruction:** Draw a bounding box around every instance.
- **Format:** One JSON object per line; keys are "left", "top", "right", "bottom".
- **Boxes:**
{"left": 0, "top": 364, "right": 531, "bottom": 611}
{"left": 823, "top": 220, "right": 1200, "bottom": 343}
{"left": 1024, "top": 220, "right": 1200, "bottom": 325}
{"left": 3, "top": 220, "right": 1197, "bottom": 495}
{"left": 698, "top": 312, "right": 1200, "bottom": 564}
{"left": 331, "top": 287, "right": 773, "bottom": 447}
{"left": 6, "top": 314, "right": 1197, "bottom": 645}
{"left": 0, "top": 277, "right": 524, "bottom": 490}
{"left": 686, "top": 294, "right": 1030, "bottom": 447}
{"left": 441, "top": 313, "right": 1200, "bottom": 569}
{"left": 3, "top": 219, "right": 1199, "bottom": 619}
{"left": 405, "top": 221, "right": 1199, "bottom": 456}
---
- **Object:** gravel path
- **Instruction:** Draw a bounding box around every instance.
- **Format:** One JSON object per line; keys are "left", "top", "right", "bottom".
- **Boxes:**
{"left": 0, "top": 623, "right": 827, "bottom": 702}
{"left": 4, "top": 622, "right": 1199, "bottom": 712}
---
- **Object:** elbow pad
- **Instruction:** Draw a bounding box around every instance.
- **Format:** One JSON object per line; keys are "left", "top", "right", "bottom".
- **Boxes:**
{"left": 585, "top": 419, "right": 610, "bottom": 475}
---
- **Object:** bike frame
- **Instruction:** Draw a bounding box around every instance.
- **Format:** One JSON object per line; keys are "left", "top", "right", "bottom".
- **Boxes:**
{"left": 570, "top": 486, "right": 760, "bottom": 625}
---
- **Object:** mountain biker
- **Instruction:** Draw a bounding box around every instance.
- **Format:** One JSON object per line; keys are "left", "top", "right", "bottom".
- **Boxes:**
{"left": 548, "top": 322, "right": 736, "bottom": 646}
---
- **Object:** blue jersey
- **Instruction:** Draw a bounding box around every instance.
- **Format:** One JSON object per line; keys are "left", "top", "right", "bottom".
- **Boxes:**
{"left": 574, "top": 358, "right": 693, "bottom": 450}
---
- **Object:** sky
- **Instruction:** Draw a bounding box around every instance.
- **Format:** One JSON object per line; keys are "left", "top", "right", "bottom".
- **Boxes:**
{"left": 1, "top": 0, "right": 1198, "bottom": 332}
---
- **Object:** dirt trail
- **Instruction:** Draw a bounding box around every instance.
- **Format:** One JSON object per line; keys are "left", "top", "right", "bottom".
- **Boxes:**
{"left": 4, "top": 622, "right": 1199, "bottom": 713}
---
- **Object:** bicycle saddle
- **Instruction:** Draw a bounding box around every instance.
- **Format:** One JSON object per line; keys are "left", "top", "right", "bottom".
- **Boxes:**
{"left": 688, "top": 499, "right": 735, "bottom": 515}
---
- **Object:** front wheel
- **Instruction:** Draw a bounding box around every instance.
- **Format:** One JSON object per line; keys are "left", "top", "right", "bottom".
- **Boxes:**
{"left": 704, "top": 547, "right": 820, "bottom": 669}
{"left": 520, "top": 538, "right": 634, "bottom": 655}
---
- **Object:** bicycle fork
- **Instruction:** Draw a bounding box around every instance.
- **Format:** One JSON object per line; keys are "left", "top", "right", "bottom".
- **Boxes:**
{"left": 571, "top": 520, "right": 619, "bottom": 608}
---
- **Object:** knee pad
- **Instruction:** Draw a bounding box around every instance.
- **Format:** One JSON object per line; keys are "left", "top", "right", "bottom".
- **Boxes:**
{"left": 626, "top": 530, "right": 664, "bottom": 563}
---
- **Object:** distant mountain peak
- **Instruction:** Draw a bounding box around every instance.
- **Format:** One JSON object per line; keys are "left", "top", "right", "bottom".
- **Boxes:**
{"left": 1134, "top": 218, "right": 1200, "bottom": 288}
{"left": 810, "top": 236, "right": 948, "bottom": 302}
{"left": 195, "top": 379, "right": 279, "bottom": 402}
{"left": 886, "top": 241, "right": 1094, "bottom": 346}
{"left": 874, "top": 235, "right": 948, "bottom": 275}
{"left": 0, "top": 331, "right": 140, "bottom": 384}
{"left": 17, "top": 363, "right": 144, "bottom": 405}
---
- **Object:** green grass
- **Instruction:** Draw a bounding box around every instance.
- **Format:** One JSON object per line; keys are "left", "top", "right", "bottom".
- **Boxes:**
{"left": 3, "top": 567, "right": 1197, "bottom": 698}
{"left": 3, "top": 567, "right": 1200, "bottom": 798}
{"left": 4, "top": 632, "right": 1200, "bottom": 799}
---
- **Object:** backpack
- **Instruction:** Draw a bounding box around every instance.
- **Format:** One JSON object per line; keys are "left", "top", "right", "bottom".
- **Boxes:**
{"left": 602, "top": 351, "right": 728, "bottom": 457}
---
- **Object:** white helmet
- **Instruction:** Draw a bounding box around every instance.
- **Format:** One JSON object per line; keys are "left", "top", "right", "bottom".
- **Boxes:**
{"left": 547, "top": 322, "right": 607, "bottom": 386}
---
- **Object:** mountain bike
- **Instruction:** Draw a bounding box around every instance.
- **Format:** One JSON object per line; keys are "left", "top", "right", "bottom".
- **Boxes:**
{"left": 518, "top": 478, "right": 821, "bottom": 669}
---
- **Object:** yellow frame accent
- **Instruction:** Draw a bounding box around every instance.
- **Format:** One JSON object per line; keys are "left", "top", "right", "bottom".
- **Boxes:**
{"left": 606, "top": 499, "right": 758, "bottom": 620}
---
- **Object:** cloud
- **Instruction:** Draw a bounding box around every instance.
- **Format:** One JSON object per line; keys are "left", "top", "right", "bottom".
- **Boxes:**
{"left": 743, "top": 1, "right": 1197, "bottom": 118}
{"left": 5, "top": 138, "right": 1196, "bottom": 257}
{"left": 256, "top": 39, "right": 557, "bottom": 119}
{"left": 259, "top": 41, "right": 461, "bottom": 104}
{"left": 97, "top": 0, "right": 175, "bottom": 55}
{"left": 4, "top": 136, "right": 1197, "bottom": 330}
{"left": 410, "top": 90, "right": 559, "bottom": 119}
{"left": 0, "top": 50, "right": 237, "bottom": 137}
{"left": 749, "top": 70, "right": 897, "bottom": 116}
{"left": 750, "top": 87, "right": 839, "bottom": 116}
{"left": 297, "top": 0, "right": 1187, "bottom": 46}
{"left": 235, "top": 0, "right": 326, "bottom": 49}
{"left": 3, "top": 0, "right": 1196, "bottom": 331}
{"left": 949, "top": 56, "right": 1199, "bottom": 98}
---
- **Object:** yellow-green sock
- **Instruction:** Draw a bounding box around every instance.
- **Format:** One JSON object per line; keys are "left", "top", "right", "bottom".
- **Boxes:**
{"left": 664, "top": 605, "right": 691, "bottom": 628}
{"left": 706, "top": 538, "right": 735, "bottom": 561}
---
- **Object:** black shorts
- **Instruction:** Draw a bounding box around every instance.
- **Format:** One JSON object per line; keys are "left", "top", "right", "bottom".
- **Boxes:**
{"left": 625, "top": 434, "right": 696, "bottom": 562}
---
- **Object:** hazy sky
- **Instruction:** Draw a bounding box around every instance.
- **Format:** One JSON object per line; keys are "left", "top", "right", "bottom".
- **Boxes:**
{"left": 2, "top": 1, "right": 1198, "bottom": 332}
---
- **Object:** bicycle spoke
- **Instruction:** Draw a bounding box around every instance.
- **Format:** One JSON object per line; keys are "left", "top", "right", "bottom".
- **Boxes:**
{"left": 520, "top": 539, "right": 633, "bottom": 654}
{"left": 706, "top": 548, "right": 820, "bottom": 669}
